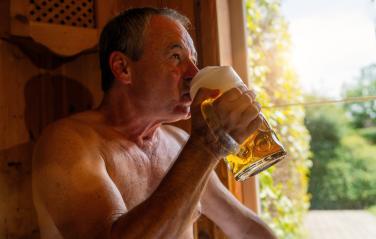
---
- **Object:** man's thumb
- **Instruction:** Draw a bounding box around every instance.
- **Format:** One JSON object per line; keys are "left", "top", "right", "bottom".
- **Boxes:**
{"left": 191, "top": 88, "right": 221, "bottom": 107}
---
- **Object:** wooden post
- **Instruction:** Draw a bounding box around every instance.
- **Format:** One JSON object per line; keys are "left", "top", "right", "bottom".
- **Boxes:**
{"left": 216, "top": 0, "right": 260, "bottom": 214}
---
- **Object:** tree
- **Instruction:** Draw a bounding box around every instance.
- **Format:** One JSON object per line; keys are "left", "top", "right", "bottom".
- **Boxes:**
{"left": 305, "top": 105, "right": 346, "bottom": 209}
{"left": 343, "top": 64, "right": 376, "bottom": 128}
{"left": 305, "top": 104, "right": 376, "bottom": 209}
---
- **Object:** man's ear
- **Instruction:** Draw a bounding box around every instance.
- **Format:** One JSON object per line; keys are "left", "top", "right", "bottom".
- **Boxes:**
{"left": 109, "top": 51, "right": 132, "bottom": 85}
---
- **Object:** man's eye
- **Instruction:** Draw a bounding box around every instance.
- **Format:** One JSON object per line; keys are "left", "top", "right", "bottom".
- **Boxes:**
{"left": 172, "top": 54, "right": 181, "bottom": 61}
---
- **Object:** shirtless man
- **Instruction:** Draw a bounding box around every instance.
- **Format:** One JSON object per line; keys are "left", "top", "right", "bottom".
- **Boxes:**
{"left": 32, "top": 7, "right": 277, "bottom": 239}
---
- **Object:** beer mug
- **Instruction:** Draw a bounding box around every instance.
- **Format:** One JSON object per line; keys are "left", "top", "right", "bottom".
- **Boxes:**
{"left": 190, "top": 66, "right": 287, "bottom": 181}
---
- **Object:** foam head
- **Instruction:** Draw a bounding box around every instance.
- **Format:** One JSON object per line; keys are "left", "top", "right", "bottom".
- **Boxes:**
{"left": 190, "top": 66, "right": 246, "bottom": 99}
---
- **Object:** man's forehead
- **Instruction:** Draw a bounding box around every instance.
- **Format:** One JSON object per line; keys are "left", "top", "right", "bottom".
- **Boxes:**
{"left": 146, "top": 15, "right": 197, "bottom": 60}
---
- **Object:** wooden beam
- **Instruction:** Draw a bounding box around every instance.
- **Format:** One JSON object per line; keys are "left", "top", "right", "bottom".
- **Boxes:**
{"left": 216, "top": 0, "right": 260, "bottom": 214}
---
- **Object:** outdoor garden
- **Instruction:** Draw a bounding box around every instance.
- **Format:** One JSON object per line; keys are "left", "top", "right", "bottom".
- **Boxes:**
{"left": 246, "top": 0, "right": 376, "bottom": 238}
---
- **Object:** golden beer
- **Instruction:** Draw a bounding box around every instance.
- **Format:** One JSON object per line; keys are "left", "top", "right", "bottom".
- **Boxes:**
{"left": 225, "top": 118, "right": 286, "bottom": 181}
{"left": 191, "top": 66, "right": 287, "bottom": 181}
{"left": 201, "top": 98, "right": 286, "bottom": 181}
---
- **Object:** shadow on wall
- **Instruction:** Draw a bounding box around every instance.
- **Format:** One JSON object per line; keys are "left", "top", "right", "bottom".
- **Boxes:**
{"left": 0, "top": 74, "right": 93, "bottom": 239}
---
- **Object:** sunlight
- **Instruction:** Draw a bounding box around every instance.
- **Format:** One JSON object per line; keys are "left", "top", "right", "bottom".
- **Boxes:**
{"left": 282, "top": 0, "right": 376, "bottom": 97}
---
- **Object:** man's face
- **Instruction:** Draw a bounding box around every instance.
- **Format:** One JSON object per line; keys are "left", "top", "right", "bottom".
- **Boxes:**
{"left": 130, "top": 15, "right": 198, "bottom": 123}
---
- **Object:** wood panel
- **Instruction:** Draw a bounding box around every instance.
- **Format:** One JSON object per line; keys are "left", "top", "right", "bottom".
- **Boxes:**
{"left": 194, "top": 0, "right": 220, "bottom": 68}
{"left": 117, "top": 0, "right": 163, "bottom": 11}
{"left": 195, "top": 0, "right": 261, "bottom": 237}
{"left": 0, "top": 1, "right": 242, "bottom": 238}
{"left": 1, "top": 0, "right": 99, "bottom": 57}
{"left": 0, "top": 2, "right": 105, "bottom": 236}
{"left": 190, "top": 1, "right": 230, "bottom": 238}
{"left": 0, "top": 38, "right": 102, "bottom": 238}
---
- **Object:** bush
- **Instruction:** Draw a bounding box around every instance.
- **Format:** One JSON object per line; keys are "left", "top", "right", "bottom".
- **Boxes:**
{"left": 357, "top": 127, "right": 376, "bottom": 144}
{"left": 368, "top": 205, "right": 376, "bottom": 217}
{"left": 305, "top": 105, "right": 376, "bottom": 209}
{"left": 340, "top": 134, "right": 376, "bottom": 207}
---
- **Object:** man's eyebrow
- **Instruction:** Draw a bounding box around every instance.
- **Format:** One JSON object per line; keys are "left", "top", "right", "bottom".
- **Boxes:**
{"left": 168, "top": 43, "right": 184, "bottom": 50}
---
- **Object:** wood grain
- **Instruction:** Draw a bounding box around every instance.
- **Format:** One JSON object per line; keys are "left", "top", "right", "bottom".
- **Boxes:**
{"left": 0, "top": 1, "right": 255, "bottom": 238}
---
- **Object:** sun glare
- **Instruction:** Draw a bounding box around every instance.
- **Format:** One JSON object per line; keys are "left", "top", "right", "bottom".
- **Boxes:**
{"left": 282, "top": 0, "right": 376, "bottom": 97}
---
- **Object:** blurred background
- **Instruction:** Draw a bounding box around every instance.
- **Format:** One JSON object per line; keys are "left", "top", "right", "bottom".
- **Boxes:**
{"left": 249, "top": 0, "right": 376, "bottom": 238}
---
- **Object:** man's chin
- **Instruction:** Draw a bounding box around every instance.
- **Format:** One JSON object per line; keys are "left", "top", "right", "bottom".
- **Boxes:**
{"left": 181, "top": 111, "right": 191, "bottom": 120}
{"left": 172, "top": 105, "right": 191, "bottom": 120}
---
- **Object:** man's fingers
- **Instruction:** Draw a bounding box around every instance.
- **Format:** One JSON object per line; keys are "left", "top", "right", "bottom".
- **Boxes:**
{"left": 227, "top": 103, "right": 261, "bottom": 141}
{"left": 230, "top": 115, "right": 263, "bottom": 144}
{"left": 240, "top": 103, "right": 261, "bottom": 123}
{"left": 191, "top": 85, "right": 262, "bottom": 145}
{"left": 246, "top": 115, "right": 263, "bottom": 134}
{"left": 191, "top": 88, "right": 220, "bottom": 107}
{"left": 213, "top": 88, "right": 242, "bottom": 107}
{"left": 244, "top": 90, "right": 256, "bottom": 101}
{"left": 215, "top": 90, "right": 261, "bottom": 127}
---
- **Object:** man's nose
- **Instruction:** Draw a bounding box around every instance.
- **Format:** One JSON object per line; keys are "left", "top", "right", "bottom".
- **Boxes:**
{"left": 185, "top": 58, "right": 199, "bottom": 79}
{"left": 182, "top": 60, "right": 198, "bottom": 88}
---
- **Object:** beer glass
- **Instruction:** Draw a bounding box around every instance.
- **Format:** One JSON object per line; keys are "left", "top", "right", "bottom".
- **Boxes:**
{"left": 190, "top": 66, "right": 287, "bottom": 181}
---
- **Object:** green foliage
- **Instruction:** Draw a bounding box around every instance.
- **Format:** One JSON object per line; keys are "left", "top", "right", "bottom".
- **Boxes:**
{"left": 305, "top": 105, "right": 348, "bottom": 157}
{"left": 259, "top": 169, "right": 310, "bottom": 239}
{"left": 339, "top": 135, "right": 376, "bottom": 207}
{"left": 246, "top": 0, "right": 311, "bottom": 238}
{"left": 305, "top": 104, "right": 376, "bottom": 209}
{"left": 343, "top": 64, "right": 376, "bottom": 128}
{"left": 357, "top": 126, "right": 376, "bottom": 144}
{"left": 368, "top": 205, "right": 376, "bottom": 217}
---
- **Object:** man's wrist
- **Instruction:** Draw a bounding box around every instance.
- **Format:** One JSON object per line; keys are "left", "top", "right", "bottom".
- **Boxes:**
{"left": 188, "top": 132, "right": 226, "bottom": 160}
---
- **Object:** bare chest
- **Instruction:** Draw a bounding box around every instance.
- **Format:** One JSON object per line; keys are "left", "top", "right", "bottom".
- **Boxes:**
{"left": 102, "top": 133, "right": 182, "bottom": 210}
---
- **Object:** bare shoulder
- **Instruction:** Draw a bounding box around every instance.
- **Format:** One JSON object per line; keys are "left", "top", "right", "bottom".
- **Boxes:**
{"left": 32, "top": 114, "right": 127, "bottom": 238}
{"left": 39, "top": 118, "right": 96, "bottom": 142}
{"left": 33, "top": 113, "right": 101, "bottom": 167}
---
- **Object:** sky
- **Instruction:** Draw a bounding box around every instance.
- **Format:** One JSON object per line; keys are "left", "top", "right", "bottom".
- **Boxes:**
{"left": 281, "top": 0, "right": 376, "bottom": 98}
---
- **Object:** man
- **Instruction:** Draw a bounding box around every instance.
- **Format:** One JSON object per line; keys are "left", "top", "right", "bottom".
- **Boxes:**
{"left": 32, "top": 7, "right": 277, "bottom": 239}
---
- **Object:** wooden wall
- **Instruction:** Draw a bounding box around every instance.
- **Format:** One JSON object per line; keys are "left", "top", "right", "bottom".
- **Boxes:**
{"left": 0, "top": 0, "right": 233, "bottom": 238}
{"left": 0, "top": 39, "right": 102, "bottom": 238}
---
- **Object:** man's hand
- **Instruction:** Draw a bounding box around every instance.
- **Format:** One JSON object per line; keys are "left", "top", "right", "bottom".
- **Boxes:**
{"left": 190, "top": 87, "right": 263, "bottom": 158}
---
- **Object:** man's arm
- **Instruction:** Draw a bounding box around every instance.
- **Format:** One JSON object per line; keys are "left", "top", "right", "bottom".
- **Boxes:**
{"left": 33, "top": 87, "right": 262, "bottom": 239}
{"left": 110, "top": 88, "right": 228, "bottom": 238}
{"left": 111, "top": 137, "right": 219, "bottom": 238}
{"left": 33, "top": 119, "right": 218, "bottom": 239}
{"left": 33, "top": 89, "right": 223, "bottom": 239}
{"left": 201, "top": 172, "right": 277, "bottom": 239}
{"left": 32, "top": 121, "right": 128, "bottom": 239}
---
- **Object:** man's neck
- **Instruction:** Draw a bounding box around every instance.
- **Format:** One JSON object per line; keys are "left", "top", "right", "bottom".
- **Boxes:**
{"left": 97, "top": 89, "right": 162, "bottom": 146}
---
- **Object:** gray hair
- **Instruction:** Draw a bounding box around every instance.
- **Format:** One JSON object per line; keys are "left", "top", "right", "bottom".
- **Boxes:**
{"left": 99, "top": 7, "right": 191, "bottom": 92}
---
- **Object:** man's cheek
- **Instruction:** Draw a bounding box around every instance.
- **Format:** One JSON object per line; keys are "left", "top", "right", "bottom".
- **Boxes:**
{"left": 174, "top": 105, "right": 190, "bottom": 115}
{"left": 170, "top": 67, "right": 182, "bottom": 80}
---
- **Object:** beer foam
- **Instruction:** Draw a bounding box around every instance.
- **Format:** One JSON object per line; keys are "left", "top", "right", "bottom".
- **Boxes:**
{"left": 190, "top": 66, "right": 246, "bottom": 99}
